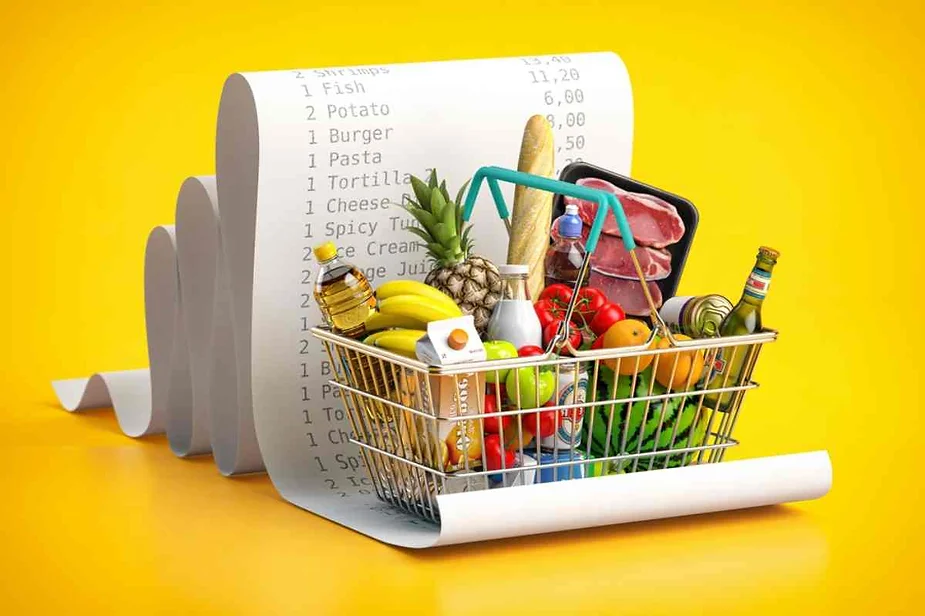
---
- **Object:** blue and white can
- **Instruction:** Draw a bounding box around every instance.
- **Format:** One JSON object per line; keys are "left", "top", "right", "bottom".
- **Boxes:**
{"left": 539, "top": 369, "right": 588, "bottom": 450}
{"left": 537, "top": 449, "right": 586, "bottom": 483}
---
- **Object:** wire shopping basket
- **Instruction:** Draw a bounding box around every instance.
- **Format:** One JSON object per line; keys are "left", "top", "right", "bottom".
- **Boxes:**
{"left": 312, "top": 167, "right": 777, "bottom": 524}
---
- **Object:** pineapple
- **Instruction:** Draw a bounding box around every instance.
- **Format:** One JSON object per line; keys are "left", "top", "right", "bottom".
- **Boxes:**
{"left": 402, "top": 170, "right": 503, "bottom": 334}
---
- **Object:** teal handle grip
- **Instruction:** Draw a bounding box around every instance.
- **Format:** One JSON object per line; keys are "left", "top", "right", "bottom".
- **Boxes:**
{"left": 462, "top": 166, "right": 636, "bottom": 253}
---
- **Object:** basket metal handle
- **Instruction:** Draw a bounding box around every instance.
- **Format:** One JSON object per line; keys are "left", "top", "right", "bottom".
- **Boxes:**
{"left": 462, "top": 166, "right": 635, "bottom": 254}
{"left": 462, "top": 166, "right": 672, "bottom": 351}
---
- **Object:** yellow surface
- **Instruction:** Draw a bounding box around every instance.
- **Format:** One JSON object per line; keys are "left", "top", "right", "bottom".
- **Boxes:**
{"left": 1, "top": 1, "right": 923, "bottom": 613}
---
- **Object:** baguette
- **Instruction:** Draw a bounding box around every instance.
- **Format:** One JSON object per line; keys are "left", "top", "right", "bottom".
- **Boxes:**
{"left": 507, "top": 115, "right": 555, "bottom": 300}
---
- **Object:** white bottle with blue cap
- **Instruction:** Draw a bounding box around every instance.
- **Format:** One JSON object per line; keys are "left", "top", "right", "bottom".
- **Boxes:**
{"left": 545, "top": 204, "right": 588, "bottom": 288}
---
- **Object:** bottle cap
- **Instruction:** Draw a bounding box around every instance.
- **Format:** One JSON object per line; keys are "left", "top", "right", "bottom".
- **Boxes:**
{"left": 313, "top": 242, "right": 338, "bottom": 262}
{"left": 447, "top": 328, "right": 469, "bottom": 350}
{"left": 758, "top": 246, "right": 780, "bottom": 261}
{"left": 498, "top": 264, "right": 529, "bottom": 276}
{"left": 558, "top": 205, "right": 583, "bottom": 238}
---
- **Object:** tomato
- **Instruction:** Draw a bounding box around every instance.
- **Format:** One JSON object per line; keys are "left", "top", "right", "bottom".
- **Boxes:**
{"left": 533, "top": 299, "right": 562, "bottom": 330}
{"left": 588, "top": 302, "right": 626, "bottom": 336}
{"left": 518, "top": 345, "right": 545, "bottom": 358}
{"left": 590, "top": 335, "right": 605, "bottom": 350}
{"left": 542, "top": 318, "right": 583, "bottom": 352}
{"left": 575, "top": 287, "right": 608, "bottom": 324}
{"left": 482, "top": 392, "right": 512, "bottom": 434}
{"left": 533, "top": 301, "right": 553, "bottom": 329}
{"left": 538, "top": 283, "right": 573, "bottom": 306}
{"left": 484, "top": 434, "right": 516, "bottom": 471}
{"left": 523, "top": 401, "right": 559, "bottom": 438}
{"left": 538, "top": 285, "right": 611, "bottom": 331}
{"left": 486, "top": 382, "right": 507, "bottom": 399}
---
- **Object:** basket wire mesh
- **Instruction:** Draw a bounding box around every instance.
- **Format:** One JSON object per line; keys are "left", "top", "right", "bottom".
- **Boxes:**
{"left": 311, "top": 167, "right": 777, "bottom": 523}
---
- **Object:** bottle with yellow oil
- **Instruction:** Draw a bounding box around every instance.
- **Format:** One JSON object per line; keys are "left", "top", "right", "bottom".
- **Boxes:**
{"left": 312, "top": 242, "right": 375, "bottom": 338}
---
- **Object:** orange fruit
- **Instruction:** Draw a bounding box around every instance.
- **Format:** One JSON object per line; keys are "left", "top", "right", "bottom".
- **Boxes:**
{"left": 653, "top": 335, "right": 706, "bottom": 389}
{"left": 440, "top": 440, "right": 450, "bottom": 469}
{"left": 504, "top": 424, "right": 535, "bottom": 451}
{"left": 602, "top": 319, "right": 656, "bottom": 375}
{"left": 445, "top": 418, "right": 482, "bottom": 467}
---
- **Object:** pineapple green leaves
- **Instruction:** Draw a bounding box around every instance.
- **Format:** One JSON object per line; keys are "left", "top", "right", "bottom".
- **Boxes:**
{"left": 429, "top": 183, "right": 446, "bottom": 220}
{"left": 402, "top": 169, "right": 472, "bottom": 267}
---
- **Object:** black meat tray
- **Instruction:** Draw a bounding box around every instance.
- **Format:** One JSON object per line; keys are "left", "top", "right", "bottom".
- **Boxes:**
{"left": 552, "top": 161, "right": 699, "bottom": 304}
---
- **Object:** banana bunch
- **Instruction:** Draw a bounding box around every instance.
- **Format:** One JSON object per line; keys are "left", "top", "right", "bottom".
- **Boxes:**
{"left": 363, "top": 329, "right": 427, "bottom": 358}
{"left": 362, "top": 280, "right": 462, "bottom": 358}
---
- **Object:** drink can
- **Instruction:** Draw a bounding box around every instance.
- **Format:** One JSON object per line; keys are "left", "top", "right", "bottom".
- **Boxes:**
{"left": 537, "top": 449, "right": 587, "bottom": 483}
{"left": 659, "top": 294, "right": 733, "bottom": 338}
{"left": 539, "top": 368, "right": 588, "bottom": 450}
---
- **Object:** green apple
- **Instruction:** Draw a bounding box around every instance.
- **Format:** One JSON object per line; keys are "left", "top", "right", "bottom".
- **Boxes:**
{"left": 483, "top": 340, "right": 518, "bottom": 383}
{"left": 505, "top": 366, "right": 555, "bottom": 409}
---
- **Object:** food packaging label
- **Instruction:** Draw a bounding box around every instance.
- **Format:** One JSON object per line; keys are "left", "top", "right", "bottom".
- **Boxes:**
{"left": 539, "top": 369, "right": 588, "bottom": 450}
{"left": 659, "top": 295, "right": 692, "bottom": 332}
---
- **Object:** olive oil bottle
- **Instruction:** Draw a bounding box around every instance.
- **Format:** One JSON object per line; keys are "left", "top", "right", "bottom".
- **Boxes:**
{"left": 313, "top": 242, "right": 375, "bottom": 338}
{"left": 704, "top": 246, "right": 779, "bottom": 411}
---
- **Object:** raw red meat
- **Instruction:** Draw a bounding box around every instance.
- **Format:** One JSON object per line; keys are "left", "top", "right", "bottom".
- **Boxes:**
{"left": 590, "top": 271, "right": 664, "bottom": 317}
{"left": 565, "top": 177, "right": 685, "bottom": 249}
{"left": 580, "top": 227, "right": 672, "bottom": 281}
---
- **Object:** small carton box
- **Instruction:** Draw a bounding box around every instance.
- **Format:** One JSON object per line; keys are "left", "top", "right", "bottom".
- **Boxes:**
{"left": 428, "top": 370, "right": 485, "bottom": 471}
{"left": 399, "top": 316, "right": 487, "bottom": 473}
{"left": 415, "top": 315, "right": 486, "bottom": 365}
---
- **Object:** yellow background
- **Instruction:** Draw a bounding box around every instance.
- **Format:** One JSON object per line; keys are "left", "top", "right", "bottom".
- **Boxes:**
{"left": 1, "top": 0, "right": 922, "bottom": 613}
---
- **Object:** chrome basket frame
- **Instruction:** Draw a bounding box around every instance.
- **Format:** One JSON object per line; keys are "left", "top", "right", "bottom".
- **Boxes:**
{"left": 313, "top": 326, "right": 777, "bottom": 523}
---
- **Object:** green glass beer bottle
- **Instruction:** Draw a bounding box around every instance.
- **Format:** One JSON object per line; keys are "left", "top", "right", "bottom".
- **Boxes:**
{"left": 704, "top": 246, "right": 779, "bottom": 411}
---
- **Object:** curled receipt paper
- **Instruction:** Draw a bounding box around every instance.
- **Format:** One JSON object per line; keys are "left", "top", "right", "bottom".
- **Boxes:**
{"left": 51, "top": 52, "right": 830, "bottom": 547}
